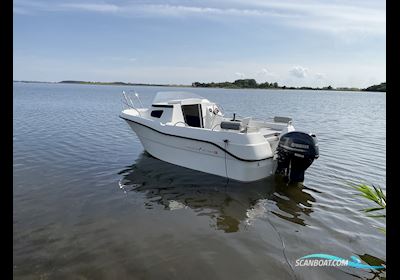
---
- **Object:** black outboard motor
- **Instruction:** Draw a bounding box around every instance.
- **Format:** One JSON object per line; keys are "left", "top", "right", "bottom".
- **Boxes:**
{"left": 275, "top": 131, "right": 319, "bottom": 182}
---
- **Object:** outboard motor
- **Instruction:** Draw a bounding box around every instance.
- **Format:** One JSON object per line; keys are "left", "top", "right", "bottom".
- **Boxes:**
{"left": 275, "top": 131, "right": 319, "bottom": 183}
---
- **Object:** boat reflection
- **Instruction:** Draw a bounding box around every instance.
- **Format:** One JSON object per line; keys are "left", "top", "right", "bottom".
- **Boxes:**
{"left": 118, "top": 152, "right": 318, "bottom": 232}
{"left": 269, "top": 179, "right": 319, "bottom": 227}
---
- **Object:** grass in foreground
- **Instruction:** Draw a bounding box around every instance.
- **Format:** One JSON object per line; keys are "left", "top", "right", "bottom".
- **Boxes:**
{"left": 349, "top": 183, "right": 386, "bottom": 234}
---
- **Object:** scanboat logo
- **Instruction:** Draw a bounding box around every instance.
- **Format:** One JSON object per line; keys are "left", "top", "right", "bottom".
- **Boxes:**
{"left": 295, "top": 254, "right": 385, "bottom": 269}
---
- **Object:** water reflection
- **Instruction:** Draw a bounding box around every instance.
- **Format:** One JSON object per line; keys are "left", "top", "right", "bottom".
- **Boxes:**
{"left": 270, "top": 180, "right": 320, "bottom": 226}
{"left": 118, "top": 153, "right": 318, "bottom": 232}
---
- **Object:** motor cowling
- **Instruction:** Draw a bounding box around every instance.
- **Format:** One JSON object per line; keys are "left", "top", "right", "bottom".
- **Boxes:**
{"left": 275, "top": 131, "right": 319, "bottom": 182}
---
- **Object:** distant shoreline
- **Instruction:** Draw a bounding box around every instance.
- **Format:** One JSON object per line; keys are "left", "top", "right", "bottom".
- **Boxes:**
{"left": 13, "top": 80, "right": 386, "bottom": 92}
{"left": 13, "top": 80, "right": 191, "bottom": 88}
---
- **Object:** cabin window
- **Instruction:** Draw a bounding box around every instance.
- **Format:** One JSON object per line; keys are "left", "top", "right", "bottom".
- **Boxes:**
{"left": 181, "top": 104, "right": 203, "bottom": 128}
{"left": 150, "top": 110, "right": 163, "bottom": 118}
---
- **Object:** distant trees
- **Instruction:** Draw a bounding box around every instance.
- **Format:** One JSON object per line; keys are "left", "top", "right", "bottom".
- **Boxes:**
{"left": 233, "top": 79, "right": 257, "bottom": 88}
{"left": 192, "top": 79, "right": 385, "bottom": 93}
{"left": 192, "top": 79, "right": 279, "bottom": 89}
{"left": 362, "top": 82, "right": 386, "bottom": 92}
{"left": 192, "top": 81, "right": 236, "bottom": 88}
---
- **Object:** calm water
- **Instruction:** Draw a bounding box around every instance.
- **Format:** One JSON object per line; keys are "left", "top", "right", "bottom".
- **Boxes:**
{"left": 13, "top": 83, "right": 386, "bottom": 279}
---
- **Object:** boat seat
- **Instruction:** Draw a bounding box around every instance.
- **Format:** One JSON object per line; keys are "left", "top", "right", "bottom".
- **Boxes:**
{"left": 274, "top": 116, "right": 292, "bottom": 123}
{"left": 220, "top": 121, "right": 242, "bottom": 130}
{"left": 220, "top": 117, "right": 252, "bottom": 132}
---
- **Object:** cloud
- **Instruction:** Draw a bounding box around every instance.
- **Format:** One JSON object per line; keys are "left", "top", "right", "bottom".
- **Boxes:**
{"left": 235, "top": 72, "right": 245, "bottom": 78}
{"left": 13, "top": 0, "right": 385, "bottom": 35}
{"left": 60, "top": 3, "right": 119, "bottom": 13}
{"left": 135, "top": 4, "right": 293, "bottom": 19}
{"left": 290, "top": 66, "right": 308, "bottom": 78}
{"left": 315, "top": 72, "right": 325, "bottom": 79}
{"left": 13, "top": 1, "right": 294, "bottom": 18}
{"left": 233, "top": 0, "right": 385, "bottom": 34}
{"left": 257, "top": 68, "right": 276, "bottom": 78}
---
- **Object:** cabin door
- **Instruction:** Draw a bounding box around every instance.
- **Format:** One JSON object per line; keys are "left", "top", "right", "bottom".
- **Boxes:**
{"left": 181, "top": 104, "right": 203, "bottom": 128}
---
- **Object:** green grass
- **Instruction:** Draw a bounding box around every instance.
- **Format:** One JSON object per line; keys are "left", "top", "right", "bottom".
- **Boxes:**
{"left": 349, "top": 183, "right": 386, "bottom": 234}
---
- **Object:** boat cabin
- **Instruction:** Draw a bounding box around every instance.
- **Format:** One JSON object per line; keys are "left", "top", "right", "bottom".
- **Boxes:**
{"left": 148, "top": 91, "right": 222, "bottom": 129}
{"left": 125, "top": 91, "right": 292, "bottom": 136}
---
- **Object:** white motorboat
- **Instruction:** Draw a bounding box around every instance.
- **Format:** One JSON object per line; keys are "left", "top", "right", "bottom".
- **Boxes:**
{"left": 120, "top": 91, "right": 319, "bottom": 182}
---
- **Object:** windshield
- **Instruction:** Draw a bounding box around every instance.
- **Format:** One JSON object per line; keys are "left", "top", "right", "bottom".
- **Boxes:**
{"left": 152, "top": 91, "right": 205, "bottom": 104}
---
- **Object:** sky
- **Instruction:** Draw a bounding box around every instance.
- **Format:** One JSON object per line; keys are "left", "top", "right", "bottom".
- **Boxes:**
{"left": 13, "top": 0, "right": 386, "bottom": 88}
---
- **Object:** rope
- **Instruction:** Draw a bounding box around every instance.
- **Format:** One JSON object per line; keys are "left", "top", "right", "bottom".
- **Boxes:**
{"left": 221, "top": 136, "right": 294, "bottom": 279}
{"left": 222, "top": 135, "right": 295, "bottom": 279}
{"left": 224, "top": 140, "right": 230, "bottom": 186}
{"left": 266, "top": 209, "right": 298, "bottom": 280}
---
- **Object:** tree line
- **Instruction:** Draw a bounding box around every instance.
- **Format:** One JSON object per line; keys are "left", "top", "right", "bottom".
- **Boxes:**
{"left": 192, "top": 79, "right": 279, "bottom": 89}
{"left": 192, "top": 79, "right": 386, "bottom": 92}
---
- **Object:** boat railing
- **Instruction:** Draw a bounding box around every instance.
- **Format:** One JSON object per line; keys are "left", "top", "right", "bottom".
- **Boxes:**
{"left": 122, "top": 90, "right": 142, "bottom": 116}
{"left": 211, "top": 123, "right": 221, "bottom": 131}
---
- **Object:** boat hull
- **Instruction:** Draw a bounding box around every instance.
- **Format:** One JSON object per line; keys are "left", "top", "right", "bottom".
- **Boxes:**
{"left": 125, "top": 120, "right": 277, "bottom": 182}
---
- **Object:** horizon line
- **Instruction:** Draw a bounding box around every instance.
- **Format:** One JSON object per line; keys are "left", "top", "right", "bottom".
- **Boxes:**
{"left": 13, "top": 79, "right": 385, "bottom": 90}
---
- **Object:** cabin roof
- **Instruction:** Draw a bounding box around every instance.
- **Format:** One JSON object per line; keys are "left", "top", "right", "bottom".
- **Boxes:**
{"left": 152, "top": 91, "right": 209, "bottom": 105}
